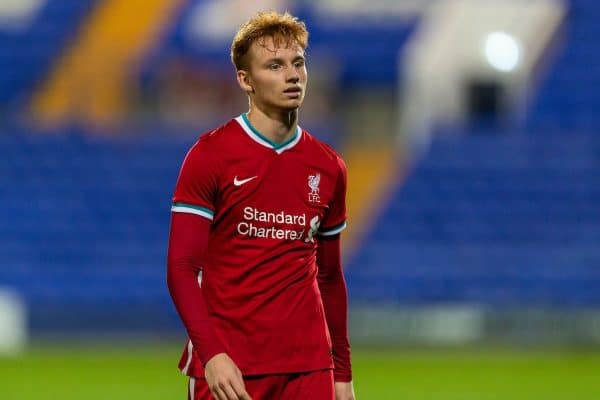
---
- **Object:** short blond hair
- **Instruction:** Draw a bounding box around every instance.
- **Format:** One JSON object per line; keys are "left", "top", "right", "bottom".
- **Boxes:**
{"left": 231, "top": 11, "right": 308, "bottom": 70}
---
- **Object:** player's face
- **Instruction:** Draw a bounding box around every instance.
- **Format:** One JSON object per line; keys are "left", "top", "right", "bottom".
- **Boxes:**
{"left": 239, "top": 36, "right": 307, "bottom": 112}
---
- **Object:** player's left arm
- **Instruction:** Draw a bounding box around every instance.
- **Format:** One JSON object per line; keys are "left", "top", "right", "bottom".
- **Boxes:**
{"left": 316, "top": 236, "right": 355, "bottom": 400}
{"left": 316, "top": 155, "right": 355, "bottom": 399}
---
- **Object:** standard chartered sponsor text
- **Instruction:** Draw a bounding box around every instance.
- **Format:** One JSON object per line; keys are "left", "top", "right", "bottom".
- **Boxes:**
{"left": 238, "top": 206, "right": 307, "bottom": 240}
{"left": 243, "top": 206, "right": 306, "bottom": 225}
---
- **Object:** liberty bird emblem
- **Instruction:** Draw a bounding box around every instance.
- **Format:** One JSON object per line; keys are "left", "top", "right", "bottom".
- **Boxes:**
{"left": 308, "top": 173, "right": 321, "bottom": 203}
{"left": 305, "top": 215, "right": 321, "bottom": 243}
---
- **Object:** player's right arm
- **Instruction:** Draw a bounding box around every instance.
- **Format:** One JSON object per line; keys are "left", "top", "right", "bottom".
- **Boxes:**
{"left": 167, "top": 139, "right": 251, "bottom": 400}
{"left": 167, "top": 213, "right": 251, "bottom": 400}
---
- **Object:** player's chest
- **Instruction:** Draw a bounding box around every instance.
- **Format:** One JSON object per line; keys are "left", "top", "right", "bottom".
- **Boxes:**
{"left": 216, "top": 152, "right": 334, "bottom": 219}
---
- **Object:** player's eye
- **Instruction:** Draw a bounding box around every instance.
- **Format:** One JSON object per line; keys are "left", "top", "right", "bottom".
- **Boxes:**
{"left": 269, "top": 63, "right": 281, "bottom": 70}
{"left": 294, "top": 60, "right": 305, "bottom": 68}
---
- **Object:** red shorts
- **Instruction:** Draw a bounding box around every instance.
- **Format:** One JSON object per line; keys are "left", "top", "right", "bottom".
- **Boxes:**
{"left": 188, "top": 369, "right": 334, "bottom": 400}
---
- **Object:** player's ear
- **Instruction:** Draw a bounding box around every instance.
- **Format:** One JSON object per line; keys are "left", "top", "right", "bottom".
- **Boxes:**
{"left": 237, "top": 70, "right": 254, "bottom": 93}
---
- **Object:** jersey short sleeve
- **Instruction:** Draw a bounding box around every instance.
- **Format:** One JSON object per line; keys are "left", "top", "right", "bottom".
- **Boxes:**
{"left": 319, "top": 156, "right": 348, "bottom": 237}
{"left": 171, "top": 140, "right": 219, "bottom": 222}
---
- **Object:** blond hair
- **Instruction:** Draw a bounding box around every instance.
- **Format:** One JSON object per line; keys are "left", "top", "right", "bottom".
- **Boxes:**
{"left": 231, "top": 11, "right": 308, "bottom": 70}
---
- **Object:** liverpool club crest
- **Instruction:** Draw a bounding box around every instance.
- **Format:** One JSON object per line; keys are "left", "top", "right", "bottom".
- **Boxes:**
{"left": 308, "top": 173, "right": 321, "bottom": 203}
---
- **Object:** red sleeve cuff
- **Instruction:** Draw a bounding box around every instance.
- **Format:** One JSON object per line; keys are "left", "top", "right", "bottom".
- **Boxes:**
{"left": 334, "top": 371, "right": 353, "bottom": 382}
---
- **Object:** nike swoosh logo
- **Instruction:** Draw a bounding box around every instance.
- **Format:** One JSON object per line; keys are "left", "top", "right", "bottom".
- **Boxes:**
{"left": 233, "top": 176, "right": 258, "bottom": 186}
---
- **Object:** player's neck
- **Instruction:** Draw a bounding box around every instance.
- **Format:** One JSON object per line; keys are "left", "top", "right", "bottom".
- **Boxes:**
{"left": 246, "top": 107, "right": 298, "bottom": 145}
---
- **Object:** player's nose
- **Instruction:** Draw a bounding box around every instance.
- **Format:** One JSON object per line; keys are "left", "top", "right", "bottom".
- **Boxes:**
{"left": 286, "top": 67, "right": 300, "bottom": 83}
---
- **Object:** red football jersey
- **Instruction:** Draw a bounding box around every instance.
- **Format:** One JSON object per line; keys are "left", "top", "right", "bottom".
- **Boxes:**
{"left": 172, "top": 114, "right": 347, "bottom": 377}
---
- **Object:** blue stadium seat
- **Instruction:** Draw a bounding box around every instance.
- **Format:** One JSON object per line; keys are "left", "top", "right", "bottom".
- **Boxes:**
{"left": 0, "top": 127, "right": 194, "bottom": 331}
{"left": 526, "top": 0, "right": 600, "bottom": 131}
{"left": 0, "top": 0, "right": 96, "bottom": 106}
{"left": 346, "top": 129, "right": 600, "bottom": 306}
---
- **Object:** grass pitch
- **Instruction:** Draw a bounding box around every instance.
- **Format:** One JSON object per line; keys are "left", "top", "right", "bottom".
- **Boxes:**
{"left": 1, "top": 343, "right": 599, "bottom": 399}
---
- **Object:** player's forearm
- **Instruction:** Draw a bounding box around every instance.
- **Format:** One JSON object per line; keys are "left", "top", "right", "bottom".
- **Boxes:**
{"left": 319, "top": 274, "right": 352, "bottom": 382}
{"left": 317, "top": 236, "right": 353, "bottom": 382}
{"left": 167, "top": 213, "right": 227, "bottom": 364}
{"left": 167, "top": 261, "right": 226, "bottom": 364}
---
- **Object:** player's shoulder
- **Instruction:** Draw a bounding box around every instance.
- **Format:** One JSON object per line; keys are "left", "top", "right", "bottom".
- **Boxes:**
{"left": 184, "top": 119, "right": 239, "bottom": 157}
{"left": 301, "top": 129, "right": 346, "bottom": 172}
{"left": 193, "top": 119, "right": 239, "bottom": 147}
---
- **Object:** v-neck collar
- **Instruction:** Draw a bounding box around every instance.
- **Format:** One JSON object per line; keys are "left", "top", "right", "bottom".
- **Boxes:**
{"left": 235, "top": 113, "right": 302, "bottom": 154}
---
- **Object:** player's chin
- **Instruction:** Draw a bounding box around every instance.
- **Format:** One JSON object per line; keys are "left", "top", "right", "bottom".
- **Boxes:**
{"left": 280, "top": 98, "right": 304, "bottom": 110}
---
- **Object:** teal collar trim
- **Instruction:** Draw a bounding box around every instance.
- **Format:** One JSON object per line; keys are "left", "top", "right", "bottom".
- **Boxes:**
{"left": 236, "top": 113, "right": 302, "bottom": 154}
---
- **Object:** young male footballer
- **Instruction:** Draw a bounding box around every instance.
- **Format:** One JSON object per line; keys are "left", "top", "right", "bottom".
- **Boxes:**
{"left": 167, "top": 11, "right": 355, "bottom": 400}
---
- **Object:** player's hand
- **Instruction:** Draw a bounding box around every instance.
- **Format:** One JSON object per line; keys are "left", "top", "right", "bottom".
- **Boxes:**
{"left": 204, "top": 353, "right": 252, "bottom": 400}
{"left": 335, "top": 381, "right": 356, "bottom": 400}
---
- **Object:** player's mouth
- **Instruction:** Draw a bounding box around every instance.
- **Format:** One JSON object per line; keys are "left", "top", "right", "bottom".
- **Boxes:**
{"left": 283, "top": 86, "right": 302, "bottom": 99}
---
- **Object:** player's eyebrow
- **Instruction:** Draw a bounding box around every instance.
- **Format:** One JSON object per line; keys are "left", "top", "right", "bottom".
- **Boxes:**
{"left": 264, "top": 55, "right": 305, "bottom": 64}
{"left": 292, "top": 55, "right": 305, "bottom": 63}
{"left": 264, "top": 57, "right": 285, "bottom": 64}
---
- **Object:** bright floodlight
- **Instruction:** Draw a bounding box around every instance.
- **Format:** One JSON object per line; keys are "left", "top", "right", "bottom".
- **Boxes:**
{"left": 484, "top": 32, "right": 521, "bottom": 72}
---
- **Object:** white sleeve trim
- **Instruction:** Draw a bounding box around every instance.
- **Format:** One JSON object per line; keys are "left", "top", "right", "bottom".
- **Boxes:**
{"left": 318, "top": 221, "right": 347, "bottom": 236}
{"left": 171, "top": 203, "right": 214, "bottom": 221}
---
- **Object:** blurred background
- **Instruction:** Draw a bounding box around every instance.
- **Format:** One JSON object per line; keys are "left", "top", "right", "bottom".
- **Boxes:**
{"left": 1, "top": 0, "right": 600, "bottom": 399}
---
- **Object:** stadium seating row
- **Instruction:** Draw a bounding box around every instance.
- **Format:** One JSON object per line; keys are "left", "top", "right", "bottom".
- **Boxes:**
{"left": 346, "top": 0, "right": 600, "bottom": 306}
{"left": 0, "top": 0, "right": 95, "bottom": 106}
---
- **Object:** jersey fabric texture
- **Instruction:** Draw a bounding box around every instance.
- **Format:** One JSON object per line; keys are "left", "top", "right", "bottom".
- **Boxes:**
{"left": 172, "top": 114, "right": 347, "bottom": 377}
